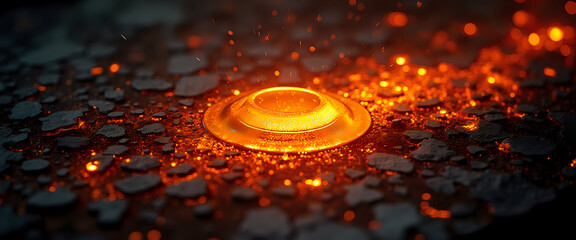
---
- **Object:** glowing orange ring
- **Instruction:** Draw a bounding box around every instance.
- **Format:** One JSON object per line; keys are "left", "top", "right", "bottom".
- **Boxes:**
{"left": 203, "top": 87, "right": 371, "bottom": 153}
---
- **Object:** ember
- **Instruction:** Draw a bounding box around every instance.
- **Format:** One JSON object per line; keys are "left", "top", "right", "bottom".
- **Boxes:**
{"left": 0, "top": 0, "right": 575, "bottom": 239}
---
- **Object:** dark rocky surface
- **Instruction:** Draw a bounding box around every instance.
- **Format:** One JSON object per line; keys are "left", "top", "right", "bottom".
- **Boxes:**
{"left": 0, "top": 0, "right": 575, "bottom": 239}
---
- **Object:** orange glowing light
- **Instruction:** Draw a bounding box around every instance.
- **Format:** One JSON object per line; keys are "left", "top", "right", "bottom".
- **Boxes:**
{"left": 128, "top": 232, "right": 143, "bottom": 240}
{"left": 417, "top": 68, "right": 427, "bottom": 76}
{"left": 283, "top": 179, "right": 292, "bottom": 186}
{"left": 396, "top": 57, "right": 406, "bottom": 65}
{"left": 309, "top": 46, "right": 316, "bottom": 52}
{"left": 90, "top": 67, "right": 103, "bottom": 75}
{"left": 560, "top": 45, "right": 571, "bottom": 56}
{"left": 227, "top": 30, "right": 234, "bottom": 36}
{"left": 109, "top": 63, "right": 120, "bottom": 73}
{"left": 187, "top": 36, "right": 203, "bottom": 48}
{"left": 290, "top": 51, "right": 299, "bottom": 60}
{"left": 570, "top": 159, "right": 576, "bottom": 168}
{"left": 203, "top": 87, "right": 371, "bottom": 152}
{"left": 543, "top": 67, "right": 556, "bottom": 77}
{"left": 147, "top": 230, "right": 161, "bottom": 240}
{"left": 463, "top": 23, "right": 477, "bottom": 36}
{"left": 379, "top": 81, "right": 389, "bottom": 87}
{"left": 274, "top": 70, "right": 280, "bottom": 76}
{"left": 233, "top": 90, "right": 241, "bottom": 96}
{"left": 487, "top": 76, "right": 496, "bottom": 84}
{"left": 271, "top": 10, "right": 278, "bottom": 16}
{"left": 528, "top": 33, "right": 540, "bottom": 46}
{"left": 387, "top": 12, "right": 408, "bottom": 27}
{"left": 343, "top": 210, "right": 355, "bottom": 221}
{"left": 548, "top": 27, "right": 564, "bottom": 42}
{"left": 421, "top": 193, "right": 431, "bottom": 200}
{"left": 86, "top": 161, "right": 99, "bottom": 172}
{"left": 513, "top": 10, "right": 529, "bottom": 27}
{"left": 566, "top": 1, "right": 576, "bottom": 15}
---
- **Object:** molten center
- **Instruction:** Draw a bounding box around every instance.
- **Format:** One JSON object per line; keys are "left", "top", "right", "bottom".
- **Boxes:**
{"left": 253, "top": 88, "right": 321, "bottom": 113}
{"left": 235, "top": 87, "right": 338, "bottom": 132}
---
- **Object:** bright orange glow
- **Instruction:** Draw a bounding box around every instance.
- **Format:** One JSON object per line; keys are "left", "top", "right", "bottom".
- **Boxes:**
{"left": 420, "top": 201, "right": 451, "bottom": 219}
{"left": 187, "top": 36, "right": 203, "bottom": 48}
{"left": 284, "top": 179, "right": 292, "bottom": 186}
{"left": 513, "top": 10, "right": 529, "bottom": 27}
{"left": 417, "top": 68, "right": 427, "bottom": 76}
{"left": 463, "top": 23, "right": 477, "bottom": 36}
{"left": 379, "top": 81, "right": 389, "bottom": 87}
{"left": 274, "top": 70, "right": 280, "bottom": 76}
{"left": 128, "top": 232, "right": 143, "bottom": 240}
{"left": 86, "top": 161, "right": 99, "bottom": 172}
{"left": 309, "top": 46, "right": 316, "bottom": 52}
{"left": 90, "top": 67, "right": 103, "bottom": 75}
{"left": 271, "top": 10, "right": 278, "bottom": 16}
{"left": 343, "top": 210, "right": 355, "bottom": 221}
{"left": 170, "top": 162, "right": 176, "bottom": 167}
{"left": 570, "top": 159, "right": 576, "bottom": 168}
{"left": 543, "top": 67, "right": 556, "bottom": 77}
{"left": 394, "top": 86, "right": 402, "bottom": 92}
{"left": 227, "top": 30, "right": 234, "bottom": 36}
{"left": 548, "top": 27, "right": 564, "bottom": 42}
{"left": 290, "top": 51, "right": 299, "bottom": 60}
{"left": 233, "top": 90, "right": 240, "bottom": 96}
{"left": 349, "top": 74, "right": 361, "bottom": 81}
{"left": 109, "top": 63, "right": 120, "bottom": 73}
{"left": 487, "top": 77, "right": 496, "bottom": 84}
{"left": 528, "top": 33, "right": 540, "bottom": 46}
{"left": 396, "top": 57, "right": 406, "bottom": 65}
{"left": 49, "top": 186, "right": 56, "bottom": 192}
{"left": 387, "top": 12, "right": 408, "bottom": 27}
{"left": 421, "top": 193, "right": 431, "bottom": 200}
{"left": 259, "top": 197, "right": 270, "bottom": 206}
{"left": 566, "top": 1, "right": 576, "bottom": 15}
{"left": 203, "top": 87, "right": 371, "bottom": 152}
{"left": 147, "top": 230, "right": 161, "bottom": 240}
{"left": 560, "top": 45, "right": 572, "bottom": 56}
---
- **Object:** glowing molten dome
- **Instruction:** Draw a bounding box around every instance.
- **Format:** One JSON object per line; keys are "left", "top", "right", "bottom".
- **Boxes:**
{"left": 203, "top": 87, "right": 371, "bottom": 152}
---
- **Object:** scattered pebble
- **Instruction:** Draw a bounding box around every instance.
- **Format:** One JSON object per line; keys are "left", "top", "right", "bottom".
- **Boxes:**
{"left": 113, "top": 174, "right": 162, "bottom": 195}
{"left": 165, "top": 178, "right": 207, "bottom": 198}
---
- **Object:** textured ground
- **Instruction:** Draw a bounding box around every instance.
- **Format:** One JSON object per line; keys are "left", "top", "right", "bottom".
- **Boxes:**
{"left": 1, "top": 0, "right": 576, "bottom": 239}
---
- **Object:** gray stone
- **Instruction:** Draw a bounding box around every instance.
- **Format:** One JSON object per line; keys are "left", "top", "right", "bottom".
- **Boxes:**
{"left": 410, "top": 139, "right": 455, "bottom": 161}
{"left": 345, "top": 183, "right": 383, "bottom": 207}
{"left": 27, "top": 188, "right": 77, "bottom": 209}
{"left": 9, "top": 101, "right": 42, "bottom": 120}
{"left": 367, "top": 153, "right": 414, "bottom": 173}
{"left": 372, "top": 203, "right": 420, "bottom": 240}
{"left": 104, "top": 145, "right": 129, "bottom": 155}
{"left": 137, "top": 123, "right": 166, "bottom": 134}
{"left": 502, "top": 136, "right": 556, "bottom": 155}
{"left": 404, "top": 130, "right": 433, "bottom": 140}
{"left": 165, "top": 178, "right": 207, "bottom": 198}
{"left": 96, "top": 124, "right": 126, "bottom": 138}
{"left": 21, "top": 159, "right": 50, "bottom": 173}
{"left": 113, "top": 174, "right": 162, "bottom": 195}
{"left": 425, "top": 177, "right": 457, "bottom": 195}
{"left": 167, "top": 163, "right": 194, "bottom": 176}
{"left": 174, "top": 74, "right": 218, "bottom": 97}
{"left": 237, "top": 207, "right": 290, "bottom": 240}
{"left": 88, "top": 200, "right": 128, "bottom": 225}
{"left": 40, "top": 110, "right": 84, "bottom": 131}
{"left": 131, "top": 80, "right": 173, "bottom": 91}
{"left": 121, "top": 155, "right": 160, "bottom": 171}
{"left": 88, "top": 100, "right": 115, "bottom": 113}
